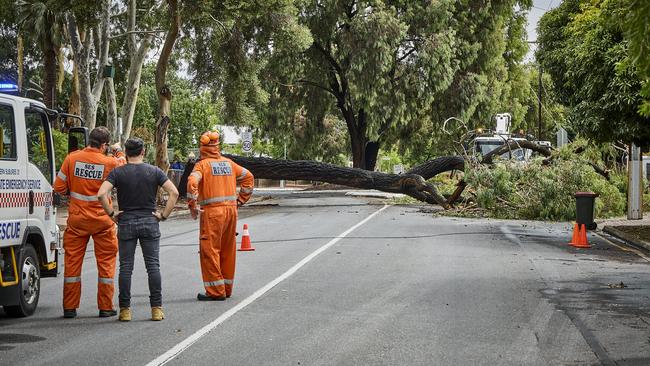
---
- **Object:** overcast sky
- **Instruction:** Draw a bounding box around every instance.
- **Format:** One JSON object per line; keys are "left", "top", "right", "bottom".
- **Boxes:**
{"left": 525, "top": 0, "right": 560, "bottom": 62}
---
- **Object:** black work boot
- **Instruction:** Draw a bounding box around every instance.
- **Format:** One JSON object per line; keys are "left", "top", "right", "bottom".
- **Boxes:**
{"left": 197, "top": 293, "right": 226, "bottom": 301}
{"left": 99, "top": 309, "right": 118, "bottom": 317}
{"left": 63, "top": 309, "right": 77, "bottom": 318}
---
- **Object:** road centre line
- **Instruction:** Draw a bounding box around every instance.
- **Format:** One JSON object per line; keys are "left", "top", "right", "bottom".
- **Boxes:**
{"left": 146, "top": 204, "right": 391, "bottom": 366}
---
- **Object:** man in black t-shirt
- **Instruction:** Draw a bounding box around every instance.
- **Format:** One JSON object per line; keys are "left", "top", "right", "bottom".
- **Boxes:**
{"left": 97, "top": 138, "right": 179, "bottom": 322}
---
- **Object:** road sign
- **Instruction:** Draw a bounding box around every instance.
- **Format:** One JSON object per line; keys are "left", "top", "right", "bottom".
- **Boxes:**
{"left": 242, "top": 140, "right": 252, "bottom": 152}
{"left": 242, "top": 131, "right": 253, "bottom": 153}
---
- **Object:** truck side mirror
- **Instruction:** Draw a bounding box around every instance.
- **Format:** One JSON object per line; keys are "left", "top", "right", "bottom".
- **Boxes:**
{"left": 68, "top": 127, "right": 88, "bottom": 153}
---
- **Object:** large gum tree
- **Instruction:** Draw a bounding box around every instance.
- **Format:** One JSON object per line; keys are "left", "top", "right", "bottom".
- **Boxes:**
{"left": 264, "top": 1, "right": 458, "bottom": 169}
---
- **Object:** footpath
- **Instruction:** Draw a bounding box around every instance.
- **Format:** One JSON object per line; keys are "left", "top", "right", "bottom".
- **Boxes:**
{"left": 598, "top": 216, "right": 650, "bottom": 253}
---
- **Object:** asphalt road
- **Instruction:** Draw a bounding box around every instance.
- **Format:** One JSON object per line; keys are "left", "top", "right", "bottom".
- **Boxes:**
{"left": 1, "top": 194, "right": 650, "bottom": 365}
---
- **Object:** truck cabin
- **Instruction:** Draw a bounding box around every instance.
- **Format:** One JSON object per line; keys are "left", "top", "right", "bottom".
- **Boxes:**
{"left": 474, "top": 137, "right": 530, "bottom": 162}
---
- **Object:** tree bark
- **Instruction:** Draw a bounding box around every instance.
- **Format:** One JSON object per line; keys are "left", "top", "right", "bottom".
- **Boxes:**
{"left": 17, "top": 35, "right": 23, "bottom": 92}
{"left": 344, "top": 108, "right": 368, "bottom": 169}
{"left": 68, "top": 58, "right": 81, "bottom": 117}
{"left": 57, "top": 47, "right": 64, "bottom": 93}
{"left": 43, "top": 46, "right": 57, "bottom": 108}
{"left": 154, "top": 0, "right": 180, "bottom": 174}
{"left": 223, "top": 154, "right": 449, "bottom": 207}
{"left": 155, "top": 92, "right": 172, "bottom": 172}
{"left": 365, "top": 141, "right": 379, "bottom": 171}
{"left": 119, "top": 0, "right": 153, "bottom": 143}
{"left": 66, "top": 0, "right": 110, "bottom": 129}
{"left": 105, "top": 77, "right": 118, "bottom": 137}
{"left": 350, "top": 131, "right": 367, "bottom": 169}
{"left": 74, "top": 26, "right": 97, "bottom": 128}
{"left": 120, "top": 36, "right": 152, "bottom": 143}
{"left": 407, "top": 156, "right": 466, "bottom": 180}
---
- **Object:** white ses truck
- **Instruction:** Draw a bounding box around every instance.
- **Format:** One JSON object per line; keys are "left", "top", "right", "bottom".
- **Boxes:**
{"left": 0, "top": 85, "right": 87, "bottom": 317}
{"left": 472, "top": 113, "right": 551, "bottom": 161}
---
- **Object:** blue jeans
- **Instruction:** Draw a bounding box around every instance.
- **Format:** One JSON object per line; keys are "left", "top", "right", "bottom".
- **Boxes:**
{"left": 117, "top": 216, "right": 161, "bottom": 308}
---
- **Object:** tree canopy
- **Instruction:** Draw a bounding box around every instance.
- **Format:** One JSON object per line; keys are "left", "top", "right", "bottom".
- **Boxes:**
{"left": 0, "top": 0, "right": 600, "bottom": 169}
{"left": 537, "top": 0, "right": 650, "bottom": 144}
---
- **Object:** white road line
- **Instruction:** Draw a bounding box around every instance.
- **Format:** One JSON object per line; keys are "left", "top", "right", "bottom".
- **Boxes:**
{"left": 146, "top": 204, "right": 391, "bottom": 366}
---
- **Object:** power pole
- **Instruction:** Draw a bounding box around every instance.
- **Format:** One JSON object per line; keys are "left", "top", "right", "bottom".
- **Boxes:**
{"left": 527, "top": 39, "right": 543, "bottom": 140}
{"left": 628, "top": 143, "right": 643, "bottom": 220}
{"left": 538, "top": 65, "right": 543, "bottom": 140}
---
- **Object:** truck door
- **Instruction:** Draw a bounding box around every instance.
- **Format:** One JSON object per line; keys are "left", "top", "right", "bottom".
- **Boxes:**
{"left": 24, "top": 108, "right": 56, "bottom": 253}
{"left": 0, "top": 99, "right": 26, "bottom": 286}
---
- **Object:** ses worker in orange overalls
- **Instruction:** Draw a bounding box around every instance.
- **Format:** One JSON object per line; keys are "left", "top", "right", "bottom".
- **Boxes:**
{"left": 187, "top": 131, "right": 254, "bottom": 301}
{"left": 54, "top": 127, "right": 126, "bottom": 318}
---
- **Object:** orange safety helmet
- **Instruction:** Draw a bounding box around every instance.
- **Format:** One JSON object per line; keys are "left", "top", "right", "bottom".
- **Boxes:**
{"left": 200, "top": 131, "right": 220, "bottom": 146}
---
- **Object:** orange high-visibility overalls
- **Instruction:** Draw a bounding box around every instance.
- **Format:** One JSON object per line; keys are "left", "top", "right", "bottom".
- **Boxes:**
{"left": 187, "top": 148, "right": 254, "bottom": 298}
{"left": 54, "top": 147, "right": 125, "bottom": 311}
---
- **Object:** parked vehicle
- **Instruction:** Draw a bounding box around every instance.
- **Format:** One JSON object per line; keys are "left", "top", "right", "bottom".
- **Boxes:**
{"left": 0, "top": 83, "right": 87, "bottom": 317}
{"left": 471, "top": 113, "right": 550, "bottom": 161}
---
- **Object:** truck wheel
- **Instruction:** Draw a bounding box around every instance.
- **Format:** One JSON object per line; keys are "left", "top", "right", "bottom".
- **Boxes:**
{"left": 4, "top": 244, "right": 40, "bottom": 317}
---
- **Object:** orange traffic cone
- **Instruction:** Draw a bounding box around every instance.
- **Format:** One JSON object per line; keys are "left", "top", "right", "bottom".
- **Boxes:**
{"left": 238, "top": 224, "right": 255, "bottom": 251}
{"left": 568, "top": 223, "right": 580, "bottom": 245}
{"left": 571, "top": 224, "right": 591, "bottom": 248}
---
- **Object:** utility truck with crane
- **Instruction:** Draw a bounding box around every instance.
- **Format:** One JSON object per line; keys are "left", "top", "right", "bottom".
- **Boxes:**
{"left": 470, "top": 113, "right": 551, "bottom": 160}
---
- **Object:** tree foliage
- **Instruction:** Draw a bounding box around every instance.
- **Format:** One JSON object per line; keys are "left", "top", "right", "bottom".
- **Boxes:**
{"left": 464, "top": 157, "right": 626, "bottom": 220}
{"left": 537, "top": 0, "right": 650, "bottom": 144}
{"left": 263, "top": 1, "right": 463, "bottom": 169}
{"left": 621, "top": 0, "right": 650, "bottom": 116}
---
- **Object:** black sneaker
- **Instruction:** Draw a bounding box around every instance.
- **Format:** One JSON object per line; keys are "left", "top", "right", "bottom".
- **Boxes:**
{"left": 99, "top": 309, "right": 118, "bottom": 317}
{"left": 63, "top": 309, "right": 77, "bottom": 318}
{"left": 197, "top": 293, "right": 226, "bottom": 301}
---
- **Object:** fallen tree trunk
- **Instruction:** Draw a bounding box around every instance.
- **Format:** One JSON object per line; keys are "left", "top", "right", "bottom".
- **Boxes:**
{"left": 224, "top": 155, "right": 450, "bottom": 208}
{"left": 220, "top": 139, "right": 609, "bottom": 208}
{"left": 407, "top": 156, "right": 465, "bottom": 179}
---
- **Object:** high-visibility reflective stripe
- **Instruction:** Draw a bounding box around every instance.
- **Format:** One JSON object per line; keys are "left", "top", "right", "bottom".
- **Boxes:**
{"left": 187, "top": 193, "right": 198, "bottom": 200}
{"left": 204, "top": 280, "right": 225, "bottom": 287}
{"left": 199, "top": 195, "right": 237, "bottom": 206}
{"left": 236, "top": 169, "right": 248, "bottom": 181}
{"left": 98, "top": 277, "right": 113, "bottom": 284}
{"left": 240, "top": 187, "right": 253, "bottom": 194}
{"left": 70, "top": 191, "right": 98, "bottom": 201}
{"left": 64, "top": 276, "right": 81, "bottom": 283}
{"left": 57, "top": 171, "right": 67, "bottom": 181}
{"left": 190, "top": 172, "right": 202, "bottom": 181}
{"left": 224, "top": 279, "right": 233, "bottom": 285}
